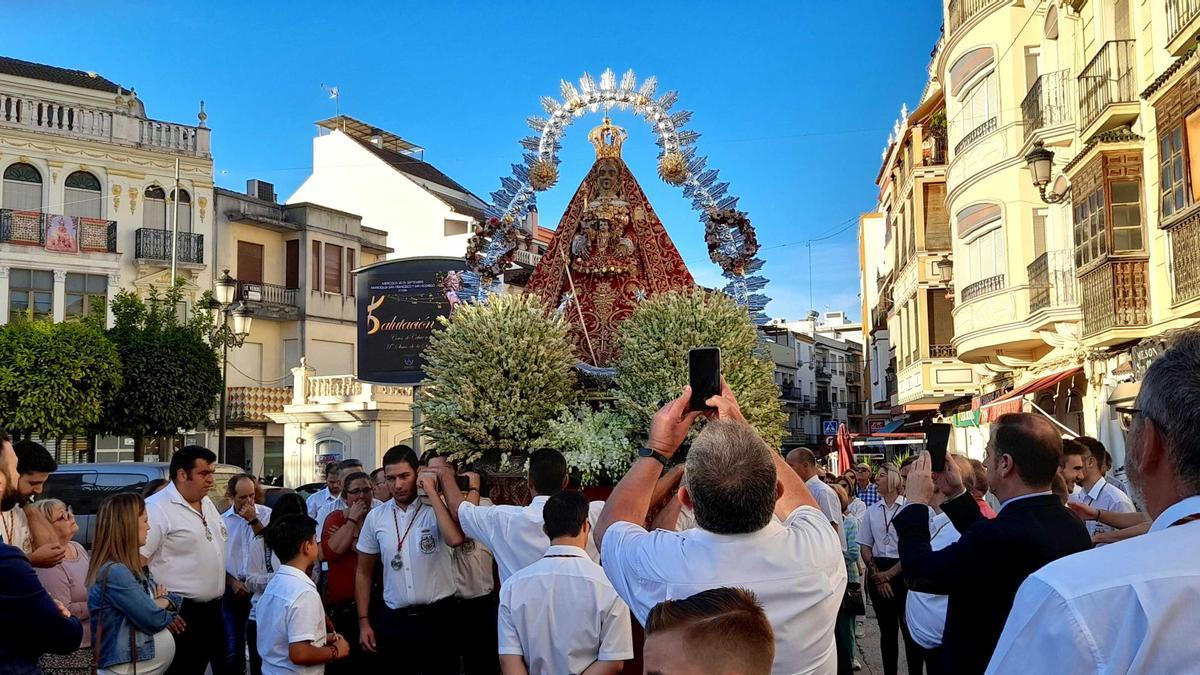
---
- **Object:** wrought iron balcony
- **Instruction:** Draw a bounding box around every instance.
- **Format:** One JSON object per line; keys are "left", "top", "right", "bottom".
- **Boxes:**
{"left": 236, "top": 280, "right": 299, "bottom": 308}
{"left": 1078, "top": 40, "right": 1137, "bottom": 132}
{"left": 779, "top": 386, "right": 804, "bottom": 402}
{"left": 134, "top": 228, "right": 204, "bottom": 265}
{"left": 1022, "top": 70, "right": 1073, "bottom": 142}
{"left": 1080, "top": 259, "right": 1150, "bottom": 336}
{"left": 0, "top": 209, "right": 116, "bottom": 252}
{"left": 1027, "top": 250, "right": 1078, "bottom": 313}
{"left": 815, "top": 364, "right": 832, "bottom": 380}
{"left": 1169, "top": 216, "right": 1200, "bottom": 304}
{"left": 947, "top": 0, "right": 1005, "bottom": 36}
{"left": 960, "top": 274, "right": 1006, "bottom": 302}
{"left": 929, "top": 344, "right": 957, "bottom": 358}
{"left": 845, "top": 369, "right": 861, "bottom": 384}
{"left": 814, "top": 398, "right": 833, "bottom": 414}
{"left": 955, "top": 116, "right": 997, "bottom": 155}
{"left": 1168, "top": 0, "right": 1200, "bottom": 47}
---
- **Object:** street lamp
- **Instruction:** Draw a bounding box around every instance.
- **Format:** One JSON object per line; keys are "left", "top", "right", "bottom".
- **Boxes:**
{"left": 210, "top": 269, "right": 253, "bottom": 464}
{"left": 935, "top": 255, "right": 954, "bottom": 301}
{"left": 1024, "top": 141, "right": 1070, "bottom": 204}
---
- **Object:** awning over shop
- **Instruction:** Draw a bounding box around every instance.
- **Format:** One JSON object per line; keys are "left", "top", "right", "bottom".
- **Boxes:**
{"left": 877, "top": 419, "right": 906, "bottom": 433}
{"left": 979, "top": 366, "right": 1083, "bottom": 423}
{"left": 1107, "top": 381, "right": 1141, "bottom": 405}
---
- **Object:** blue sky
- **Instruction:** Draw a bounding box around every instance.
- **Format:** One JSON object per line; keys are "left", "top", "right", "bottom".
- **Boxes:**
{"left": 3, "top": 1, "right": 942, "bottom": 321}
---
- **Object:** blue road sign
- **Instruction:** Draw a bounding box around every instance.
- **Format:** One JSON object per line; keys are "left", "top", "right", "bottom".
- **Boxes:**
{"left": 822, "top": 420, "right": 840, "bottom": 435}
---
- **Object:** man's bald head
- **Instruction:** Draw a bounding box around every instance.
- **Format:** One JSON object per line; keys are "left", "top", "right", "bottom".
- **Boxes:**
{"left": 785, "top": 447, "right": 818, "bottom": 481}
{"left": 991, "top": 413, "right": 1062, "bottom": 490}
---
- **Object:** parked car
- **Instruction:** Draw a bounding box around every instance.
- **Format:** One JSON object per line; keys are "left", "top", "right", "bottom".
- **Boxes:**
{"left": 42, "top": 462, "right": 244, "bottom": 549}
{"left": 293, "top": 482, "right": 326, "bottom": 502}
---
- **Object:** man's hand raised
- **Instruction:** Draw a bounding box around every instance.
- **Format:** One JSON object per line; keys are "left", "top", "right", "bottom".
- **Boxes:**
{"left": 647, "top": 386, "right": 704, "bottom": 458}
{"left": 705, "top": 377, "right": 747, "bottom": 426}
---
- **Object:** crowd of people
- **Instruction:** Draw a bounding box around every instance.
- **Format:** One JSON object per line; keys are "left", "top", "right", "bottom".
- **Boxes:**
{"left": 1, "top": 330, "right": 1199, "bottom": 674}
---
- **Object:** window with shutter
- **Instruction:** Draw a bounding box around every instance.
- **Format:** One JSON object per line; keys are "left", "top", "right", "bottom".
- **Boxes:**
{"left": 324, "top": 244, "right": 343, "bottom": 294}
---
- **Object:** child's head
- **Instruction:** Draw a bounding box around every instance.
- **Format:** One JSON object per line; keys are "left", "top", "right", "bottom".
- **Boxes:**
{"left": 263, "top": 514, "right": 318, "bottom": 566}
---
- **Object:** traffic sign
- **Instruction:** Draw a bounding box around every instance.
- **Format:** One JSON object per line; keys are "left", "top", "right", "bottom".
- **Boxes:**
{"left": 825, "top": 436, "right": 835, "bottom": 447}
{"left": 822, "top": 420, "right": 840, "bottom": 435}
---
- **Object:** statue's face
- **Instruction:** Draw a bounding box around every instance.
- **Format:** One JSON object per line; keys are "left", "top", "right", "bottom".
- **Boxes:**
{"left": 596, "top": 162, "right": 619, "bottom": 194}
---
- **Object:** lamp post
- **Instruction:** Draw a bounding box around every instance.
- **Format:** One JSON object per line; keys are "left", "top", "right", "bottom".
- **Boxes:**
{"left": 210, "top": 269, "right": 253, "bottom": 464}
{"left": 1025, "top": 141, "right": 1070, "bottom": 204}
{"left": 935, "top": 254, "right": 955, "bottom": 301}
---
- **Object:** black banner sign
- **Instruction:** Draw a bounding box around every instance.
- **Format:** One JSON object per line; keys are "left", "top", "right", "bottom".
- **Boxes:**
{"left": 356, "top": 257, "right": 467, "bottom": 385}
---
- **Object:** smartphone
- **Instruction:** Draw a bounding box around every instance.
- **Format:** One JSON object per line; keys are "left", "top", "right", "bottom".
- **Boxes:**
{"left": 455, "top": 475, "right": 471, "bottom": 492}
{"left": 688, "top": 347, "right": 722, "bottom": 411}
{"left": 925, "top": 423, "right": 952, "bottom": 473}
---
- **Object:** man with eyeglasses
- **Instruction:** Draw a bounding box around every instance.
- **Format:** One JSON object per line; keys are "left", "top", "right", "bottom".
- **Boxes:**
{"left": 370, "top": 467, "right": 393, "bottom": 503}
{"left": 989, "top": 330, "right": 1200, "bottom": 674}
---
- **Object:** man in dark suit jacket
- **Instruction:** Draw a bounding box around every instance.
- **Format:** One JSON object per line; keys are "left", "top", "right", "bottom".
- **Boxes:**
{"left": 895, "top": 413, "right": 1092, "bottom": 675}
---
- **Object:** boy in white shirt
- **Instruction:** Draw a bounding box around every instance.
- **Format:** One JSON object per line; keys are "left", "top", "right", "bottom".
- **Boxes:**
{"left": 257, "top": 514, "right": 350, "bottom": 674}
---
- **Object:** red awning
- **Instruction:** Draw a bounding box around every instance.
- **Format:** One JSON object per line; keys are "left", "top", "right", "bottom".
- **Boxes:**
{"left": 979, "top": 366, "right": 1082, "bottom": 423}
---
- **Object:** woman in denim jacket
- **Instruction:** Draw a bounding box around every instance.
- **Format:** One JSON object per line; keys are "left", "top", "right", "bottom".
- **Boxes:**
{"left": 87, "top": 493, "right": 183, "bottom": 675}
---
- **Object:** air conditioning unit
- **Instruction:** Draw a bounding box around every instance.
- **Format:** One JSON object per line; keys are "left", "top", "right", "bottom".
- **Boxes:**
{"left": 247, "top": 179, "right": 276, "bottom": 203}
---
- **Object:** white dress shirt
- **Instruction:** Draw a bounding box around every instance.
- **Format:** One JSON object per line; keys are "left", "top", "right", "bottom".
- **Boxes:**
{"left": 223, "top": 504, "right": 272, "bottom": 579}
{"left": 0, "top": 506, "right": 32, "bottom": 553}
{"left": 256, "top": 565, "right": 327, "bottom": 675}
{"left": 601, "top": 505, "right": 846, "bottom": 675}
{"left": 305, "top": 487, "right": 337, "bottom": 521}
{"left": 356, "top": 500, "right": 455, "bottom": 609}
{"left": 1068, "top": 477, "right": 1135, "bottom": 537}
{"left": 452, "top": 497, "right": 496, "bottom": 599}
{"left": 499, "top": 544, "right": 633, "bottom": 674}
{"left": 807, "top": 476, "right": 846, "bottom": 550}
{"left": 846, "top": 497, "right": 867, "bottom": 524}
{"left": 987, "top": 495, "right": 1200, "bottom": 674}
{"left": 904, "top": 509, "right": 961, "bottom": 649}
{"left": 141, "top": 482, "right": 227, "bottom": 600}
{"left": 856, "top": 496, "right": 906, "bottom": 559}
{"left": 244, "top": 533, "right": 281, "bottom": 622}
{"left": 458, "top": 496, "right": 604, "bottom": 582}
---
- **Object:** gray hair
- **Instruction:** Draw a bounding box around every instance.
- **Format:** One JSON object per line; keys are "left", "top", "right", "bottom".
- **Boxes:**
{"left": 685, "top": 421, "right": 778, "bottom": 534}
{"left": 31, "top": 498, "right": 67, "bottom": 522}
{"left": 1133, "top": 330, "right": 1200, "bottom": 495}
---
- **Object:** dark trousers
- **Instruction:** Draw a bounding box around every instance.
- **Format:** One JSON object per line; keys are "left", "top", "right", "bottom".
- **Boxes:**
{"left": 458, "top": 594, "right": 500, "bottom": 675}
{"left": 326, "top": 601, "right": 370, "bottom": 675}
{"left": 220, "top": 588, "right": 252, "bottom": 675}
{"left": 374, "top": 598, "right": 457, "bottom": 675}
{"left": 923, "top": 646, "right": 947, "bottom": 675}
{"left": 867, "top": 558, "right": 923, "bottom": 675}
{"left": 166, "top": 597, "right": 227, "bottom": 675}
{"left": 246, "top": 620, "right": 263, "bottom": 675}
{"left": 834, "top": 608, "right": 858, "bottom": 675}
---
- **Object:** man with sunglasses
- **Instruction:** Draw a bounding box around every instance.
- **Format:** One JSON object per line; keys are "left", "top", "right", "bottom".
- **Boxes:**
{"left": 989, "top": 331, "right": 1200, "bottom": 673}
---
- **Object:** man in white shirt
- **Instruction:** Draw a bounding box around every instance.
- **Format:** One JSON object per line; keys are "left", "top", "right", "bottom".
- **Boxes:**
{"left": 257, "top": 513, "right": 349, "bottom": 674}
{"left": 643, "top": 587, "right": 775, "bottom": 675}
{"left": 425, "top": 455, "right": 498, "bottom": 675}
{"left": 988, "top": 331, "right": 1200, "bottom": 674}
{"left": 1059, "top": 439, "right": 1086, "bottom": 494}
{"left": 355, "top": 445, "right": 464, "bottom": 674}
{"left": 1068, "top": 436, "right": 1136, "bottom": 540}
{"left": 498, "top": 491, "right": 632, "bottom": 675}
{"left": 787, "top": 447, "right": 845, "bottom": 548}
{"left": 596, "top": 383, "right": 845, "bottom": 675}
{"left": 222, "top": 473, "right": 271, "bottom": 675}
{"left": 141, "top": 445, "right": 228, "bottom": 675}
{"left": 306, "top": 462, "right": 343, "bottom": 520}
{"left": 442, "top": 447, "right": 603, "bottom": 582}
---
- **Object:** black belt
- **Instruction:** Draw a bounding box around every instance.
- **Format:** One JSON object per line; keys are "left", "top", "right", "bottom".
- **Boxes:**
{"left": 383, "top": 596, "right": 455, "bottom": 618}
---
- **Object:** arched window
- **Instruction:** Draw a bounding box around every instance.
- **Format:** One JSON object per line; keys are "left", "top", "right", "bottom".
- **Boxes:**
{"left": 957, "top": 203, "right": 1007, "bottom": 289}
{"left": 144, "top": 186, "right": 166, "bottom": 229}
{"left": 314, "top": 438, "right": 346, "bottom": 468}
{"left": 171, "top": 188, "right": 192, "bottom": 233}
{"left": 64, "top": 171, "right": 102, "bottom": 219}
{"left": 3, "top": 163, "right": 43, "bottom": 212}
{"left": 949, "top": 47, "right": 998, "bottom": 143}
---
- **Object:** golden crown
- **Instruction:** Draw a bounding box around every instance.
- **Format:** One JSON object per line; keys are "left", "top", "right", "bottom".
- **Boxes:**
{"left": 588, "top": 117, "right": 627, "bottom": 159}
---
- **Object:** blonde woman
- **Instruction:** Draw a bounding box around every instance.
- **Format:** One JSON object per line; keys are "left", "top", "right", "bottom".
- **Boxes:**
{"left": 87, "top": 493, "right": 183, "bottom": 675}
{"left": 33, "top": 499, "right": 92, "bottom": 673}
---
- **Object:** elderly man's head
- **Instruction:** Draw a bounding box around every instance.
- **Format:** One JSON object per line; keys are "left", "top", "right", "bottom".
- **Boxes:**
{"left": 682, "top": 421, "right": 779, "bottom": 534}
{"left": 1125, "top": 331, "right": 1200, "bottom": 517}
{"left": 785, "top": 447, "right": 819, "bottom": 482}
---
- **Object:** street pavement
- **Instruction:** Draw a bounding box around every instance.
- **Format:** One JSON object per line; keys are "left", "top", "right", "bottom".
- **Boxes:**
{"left": 854, "top": 600, "right": 912, "bottom": 675}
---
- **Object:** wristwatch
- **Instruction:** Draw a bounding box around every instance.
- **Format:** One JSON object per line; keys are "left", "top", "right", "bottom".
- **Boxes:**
{"left": 638, "top": 446, "right": 671, "bottom": 468}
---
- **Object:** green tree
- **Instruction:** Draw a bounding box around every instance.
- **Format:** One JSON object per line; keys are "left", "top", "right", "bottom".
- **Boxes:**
{"left": 612, "top": 289, "right": 786, "bottom": 449}
{"left": 101, "top": 284, "right": 222, "bottom": 460}
{"left": 417, "top": 293, "right": 578, "bottom": 467}
{"left": 0, "top": 316, "right": 122, "bottom": 441}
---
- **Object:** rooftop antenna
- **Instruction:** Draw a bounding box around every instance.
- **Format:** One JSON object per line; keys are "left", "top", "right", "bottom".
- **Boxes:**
{"left": 321, "top": 84, "right": 341, "bottom": 128}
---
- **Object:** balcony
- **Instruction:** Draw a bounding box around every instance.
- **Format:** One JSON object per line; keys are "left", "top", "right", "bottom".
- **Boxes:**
{"left": 1078, "top": 40, "right": 1137, "bottom": 135}
{"left": 1167, "top": 0, "right": 1200, "bottom": 55}
{"left": 847, "top": 401, "right": 865, "bottom": 417}
{"left": 1080, "top": 259, "right": 1150, "bottom": 338}
{"left": 955, "top": 116, "right": 997, "bottom": 156}
{"left": 815, "top": 364, "right": 832, "bottom": 381}
{"left": 0, "top": 92, "right": 210, "bottom": 158}
{"left": 226, "top": 386, "right": 292, "bottom": 422}
{"left": 134, "top": 228, "right": 204, "bottom": 265}
{"left": 514, "top": 248, "right": 542, "bottom": 268}
{"left": 236, "top": 280, "right": 301, "bottom": 320}
{"left": 929, "top": 344, "right": 956, "bottom": 358}
{"left": 1170, "top": 216, "right": 1200, "bottom": 305}
{"left": 845, "top": 369, "right": 861, "bottom": 385}
{"left": 779, "top": 386, "right": 804, "bottom": 402}
{"left": 947, "top": 0, "right": 1005, "bottom": 36}
{"left": 0, "top": 209, "right": 117, "bottom": 253}
{"left": 814, "top": 398, "right": 833, "bottom": 414}
{"left": 1022, "top": 70, "right": 1073, "bottom": 144}
{"left": 1027, "top": 250, "right": 1078, "bottom": 314}
{"left": 961, "top": 274, "right": 1006, "bottom": 302}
